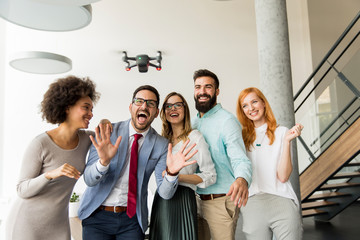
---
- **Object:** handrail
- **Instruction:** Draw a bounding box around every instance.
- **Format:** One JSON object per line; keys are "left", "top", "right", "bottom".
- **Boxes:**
{"left": 309, "top": 96, "right": 358, "bottom": 147}
{"left": 293, "top": 11, "right": 360, "bottom": 105}
{"left": 294, "top": 10, "right": 360, "bottom": 168}
{"left": 313, "top": 105, "right": 360, "bottom": 155}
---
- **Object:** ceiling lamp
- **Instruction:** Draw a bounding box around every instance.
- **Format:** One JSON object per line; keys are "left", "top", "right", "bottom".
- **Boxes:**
{"left": 9, "top": 51, "right": 72, "bottom": 74}
{"left": 0, "top": 0, "right": 92, "bottom": 32}
{"left": 33, "top": 0, "right": 101, "bottom": 6}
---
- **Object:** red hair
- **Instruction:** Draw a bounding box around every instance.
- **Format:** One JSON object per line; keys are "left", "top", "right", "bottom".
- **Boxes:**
{"left": 236, "top": 87, "right": 277, "bottom": 151}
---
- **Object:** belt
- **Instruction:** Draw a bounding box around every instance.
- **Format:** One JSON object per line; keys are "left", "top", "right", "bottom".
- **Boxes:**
{"left": 98, "top": 205, "right": 127, "bottom": 213}
{"left": 199, "top": 194, "right": 226, "bottom": 200}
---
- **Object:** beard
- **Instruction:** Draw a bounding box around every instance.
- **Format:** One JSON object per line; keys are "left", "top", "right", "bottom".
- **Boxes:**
{"left": 194, "top": 93, "right": 217, "bottom": 114}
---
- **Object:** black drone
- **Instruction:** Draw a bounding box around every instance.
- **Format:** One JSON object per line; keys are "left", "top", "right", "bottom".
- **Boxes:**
{"left": 122, "top": 51, "right": 162, "bottom": 73}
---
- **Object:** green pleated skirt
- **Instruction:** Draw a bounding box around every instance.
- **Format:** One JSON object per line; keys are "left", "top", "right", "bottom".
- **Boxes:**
{"left": 149, "top": 185, "right": 198, "bottom": 240}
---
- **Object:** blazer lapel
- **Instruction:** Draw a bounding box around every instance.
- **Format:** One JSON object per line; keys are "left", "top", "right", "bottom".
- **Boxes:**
{"left": 112, "top": 120, "right": 130, "bottom": 177}
{"left": 137, "top": 127, "right": 156, "bottom": 187}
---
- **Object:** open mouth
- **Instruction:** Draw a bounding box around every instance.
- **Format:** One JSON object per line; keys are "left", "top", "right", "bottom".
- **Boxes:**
{"left": 170, "top": 113, "right": 179, "bottom": 117}
{"left": 197, "top": 94, "right": 210, "bottom": 102}
{"left": 84, "top": 118, "right": 90, "bottom": 125}
{"left": 137, "top": 111, "right": 149, "bottom": 124}
{"left": 249, "top": 111, "right": 258, "bottom": 117}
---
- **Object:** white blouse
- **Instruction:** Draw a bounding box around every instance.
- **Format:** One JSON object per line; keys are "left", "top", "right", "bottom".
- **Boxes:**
{"left": 247, "top": 123, "right": 299, "bottom": 206}
{"left": 172, "top": 130, "right": 217, "bottom": 191}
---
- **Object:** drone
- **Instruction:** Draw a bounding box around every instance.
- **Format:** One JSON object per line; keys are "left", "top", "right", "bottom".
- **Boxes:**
{"left": 122, "top": 51, "right": 162, "bottom": 73}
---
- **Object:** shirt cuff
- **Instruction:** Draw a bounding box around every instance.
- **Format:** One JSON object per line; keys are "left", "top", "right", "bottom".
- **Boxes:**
{"left": 96, "top": 159, "right": 109, "bottom": 173}
{"left": 165, "top": 174, "right": 178, "bottom": 182}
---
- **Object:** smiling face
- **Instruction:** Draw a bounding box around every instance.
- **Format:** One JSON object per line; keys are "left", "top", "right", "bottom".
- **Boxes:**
{"left": 241, "top": 92, "right": 266, "bottom": 127}
{"left": 194, "top": 76, "right": 219, "bottom": 115}
{"left": 164, "top": 95, "right": 185, "bottom": 126}
{"left": 66, "top": 96, "right": 93, "bottom": 129}
{"left": 129, "top": 89, "right": 159, "bottom": 133}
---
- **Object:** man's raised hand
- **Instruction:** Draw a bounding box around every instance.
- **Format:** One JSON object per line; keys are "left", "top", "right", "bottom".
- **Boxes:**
{"left": 90, "top": 123, "right": 121, "bottom": 166}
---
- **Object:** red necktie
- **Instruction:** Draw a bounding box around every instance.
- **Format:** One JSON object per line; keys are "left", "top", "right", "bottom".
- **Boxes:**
{"left": 127, "top": 133, "right": 142, "bottom": 218}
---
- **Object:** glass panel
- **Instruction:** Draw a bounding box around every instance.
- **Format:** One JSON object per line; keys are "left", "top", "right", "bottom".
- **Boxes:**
{"left": 296, "top": 49, "right": 360, "bottom": 174}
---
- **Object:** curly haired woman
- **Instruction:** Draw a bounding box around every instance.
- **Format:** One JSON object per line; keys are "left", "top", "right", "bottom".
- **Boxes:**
{"left": 6, "top": 76, "right": 100, "bottom": 240}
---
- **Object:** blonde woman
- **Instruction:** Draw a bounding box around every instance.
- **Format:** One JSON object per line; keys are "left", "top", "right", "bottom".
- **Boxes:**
{"left": 149, "top": 92, "right": 216, "bottom": 240}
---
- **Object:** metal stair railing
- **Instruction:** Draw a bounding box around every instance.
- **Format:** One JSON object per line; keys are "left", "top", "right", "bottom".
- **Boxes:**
{"left": 294, "top": 11, "right": 360, "bottom": 173}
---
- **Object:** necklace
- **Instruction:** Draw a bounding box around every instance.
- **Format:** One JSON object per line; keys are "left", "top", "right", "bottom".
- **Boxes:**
{"left": 255, "top": 132, "right": 266, "bottom": 147}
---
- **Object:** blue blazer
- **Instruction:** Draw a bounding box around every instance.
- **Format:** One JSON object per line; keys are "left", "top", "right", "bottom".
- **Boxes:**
{"left": 78, "top": 119, "right": 178, "bottom": 232}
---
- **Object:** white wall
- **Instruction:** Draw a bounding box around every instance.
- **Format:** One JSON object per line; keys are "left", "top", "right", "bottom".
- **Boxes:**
{"left": 1, "top": 0, "right": 261, "bottom": 199}
{"left": 308, "top": 0, "right": 360, "bottom": 67}
{"left": 0, "top": 0, "right": 359, "bottom": 226}
{"left": 0, "top": 17, "right": 5, "bottom": 198}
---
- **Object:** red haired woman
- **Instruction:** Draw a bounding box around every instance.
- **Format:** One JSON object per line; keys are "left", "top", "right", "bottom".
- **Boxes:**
{"left": 237, "top": 87, "right": 303, "bottom": 240}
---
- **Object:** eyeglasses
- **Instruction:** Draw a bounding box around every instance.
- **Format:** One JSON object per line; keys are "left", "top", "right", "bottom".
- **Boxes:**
{"left": 132, "top": 98, "right": 158, "bottom": 108}
{"left": 165, "top": 102, "right": 185, "bottom": 110}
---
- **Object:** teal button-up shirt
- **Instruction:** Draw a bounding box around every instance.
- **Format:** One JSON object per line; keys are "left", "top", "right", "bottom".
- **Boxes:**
{"left": 192, "top": 104, "right": 252, "bottom": 194}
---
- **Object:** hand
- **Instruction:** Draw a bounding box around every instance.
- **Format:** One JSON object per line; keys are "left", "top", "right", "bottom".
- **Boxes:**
{"left": 45, "top": 163, "right": 81, "bottom": 180}
{"left": 166, "top": 139, "right": 198, "bottom": 174}
{"left": 98, "top": 119, "right": 113, "bottom": 133}
{"left": 285, "top": 123, "right": 304, "bottom": 142}
{"left": 90, "top": 123, "right": 122, "bottom": 166}
{"left": 227, "top": 177, "right": 249, "bottom": 208}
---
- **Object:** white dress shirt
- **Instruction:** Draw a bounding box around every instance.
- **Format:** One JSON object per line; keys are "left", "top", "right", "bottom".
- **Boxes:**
{"left": 95, "top": 124, "right": 176, "bottom": 207}
{"left": 96, "top": 124, "right": 149, "bottom": 206}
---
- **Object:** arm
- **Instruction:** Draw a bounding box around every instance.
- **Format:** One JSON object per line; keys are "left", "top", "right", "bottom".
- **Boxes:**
{"left": 17, "top": 138, "right": 50, "bottom": 199}
{"left": 178, "top": 174, "right": 203, "bottom": 185}
{"left": 157, "top": 140, "right": 198, "bottom": 199}
{"left": 223, "top": 117, "right": 252, "bottom": 207}
{"left": 155, "top": 143, "right": 176, "bottom": 199}
{"left": 277, "top": 124, "right": 303, "bottom": 183}
{"left": 83, "top": 124, "right": 121, "bottom": 186}
{"left": 179, "top": 132, "right": 216, "bottom": 188}
{"left": 17, "top": 138, "right": 81, "bottom": 198}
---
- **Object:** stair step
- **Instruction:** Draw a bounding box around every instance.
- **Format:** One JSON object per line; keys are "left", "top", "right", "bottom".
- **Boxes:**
{"left": 302, "top": 200, "right": 338, "bottom": 210}
{"left": 320, "top": 182, "right": 360, "bottom": 190}
{"left": 332, "top": 171, "right": 360, "bottom": 179}
{"left": 307, "top": 192, "right": 351, "bottom": 200}
{"left": 347, "top": 162, "right": 360, "bottom": 167}
{"left": 302, "top": 209, "right": 327, "bottom": 218}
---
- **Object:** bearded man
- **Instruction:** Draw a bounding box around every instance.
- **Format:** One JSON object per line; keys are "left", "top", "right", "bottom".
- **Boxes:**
{"left": 192, "top": 69, "right": 252, "bottom": 240}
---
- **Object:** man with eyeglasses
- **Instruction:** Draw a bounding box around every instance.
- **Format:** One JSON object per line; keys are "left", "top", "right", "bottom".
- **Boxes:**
{"left": 192, "top": 69, "right": 252, "bottom": 240}
{"left": 78, "top": 85, "right": 197, "bottom": 239}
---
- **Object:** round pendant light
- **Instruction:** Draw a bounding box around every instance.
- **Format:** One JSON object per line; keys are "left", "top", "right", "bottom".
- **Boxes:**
{"left": 9, "top": 51, "right": 72, "bottom": 74}
{"left": 0, "top": 0, "right": 92, "bottom": 32}
{"left": 32, "top": 0, "right": 101, "bottom": 6}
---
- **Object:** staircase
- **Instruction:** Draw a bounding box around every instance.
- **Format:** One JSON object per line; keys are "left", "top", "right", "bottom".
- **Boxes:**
{"left": 300, "top": 118, "right": 360, "bottom": 221}
{"left": 294, "top": 11, "right": 360, "bottom": 221}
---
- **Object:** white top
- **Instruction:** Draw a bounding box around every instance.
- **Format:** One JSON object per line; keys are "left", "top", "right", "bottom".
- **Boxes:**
{"left": 247, "top": 123, "right": 299, "bottom": 206}
{"left": 173, "top": 130, "right": 216, "bottom": 191}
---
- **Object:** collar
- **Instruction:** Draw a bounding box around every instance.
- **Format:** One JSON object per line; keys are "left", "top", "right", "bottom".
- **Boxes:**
{"left": 129, "top": 122, "right": 150, "bottom": 138}
{"left": 255, "top": 123, "right": 268, "bottom": 133}
{"left": 197, "top": 103, "right": 222, "bottom": 119}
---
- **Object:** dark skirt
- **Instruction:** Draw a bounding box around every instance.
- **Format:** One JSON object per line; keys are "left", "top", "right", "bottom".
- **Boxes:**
{"left": 149, "top": 185, "right": 198, "bottom": 240}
